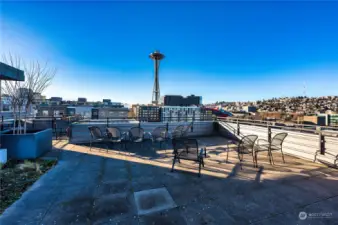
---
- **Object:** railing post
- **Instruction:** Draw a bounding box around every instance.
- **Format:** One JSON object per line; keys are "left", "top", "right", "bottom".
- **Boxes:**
{"left": 1, "top": 116, "right": 3, "bottom": 131}
{"left": 138, "top": 120, "right": 141, "bottom": 128}
{"left": 69, "top": 121, "right": 73, "bottom": 142}
{"left": 106, "top": 117, "right": 109, "bottom": 128}
{"left": 51, "top": 116, "right": 54, "bottom": 129}
{"left": 318, "top": 127, "right": 325, "bottom": 155}
{"left": 237, "top": 119, "right": 240, "bottom": 135}
{"left": 53, "top": 116, "right": 57, "bottom": 140}
{"left": 268, "top": 124, "right": 272, "bottom": 143}
{"left": 166, "top": 122, "right": 169, "bottom": 132}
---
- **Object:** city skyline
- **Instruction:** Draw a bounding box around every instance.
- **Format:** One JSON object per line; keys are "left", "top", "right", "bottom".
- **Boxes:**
{"left": 1, "top": 1, "right": 338, "bottom": 104}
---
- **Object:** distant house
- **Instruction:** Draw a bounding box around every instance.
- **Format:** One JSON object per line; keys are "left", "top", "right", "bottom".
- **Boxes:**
{"left": 77, "top": 97, "right": 87, "bottom": 105}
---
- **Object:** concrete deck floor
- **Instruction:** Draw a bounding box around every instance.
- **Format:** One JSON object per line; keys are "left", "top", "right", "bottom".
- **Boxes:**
{"left": 1, "top": 136, "right": 338, "bottom": 225}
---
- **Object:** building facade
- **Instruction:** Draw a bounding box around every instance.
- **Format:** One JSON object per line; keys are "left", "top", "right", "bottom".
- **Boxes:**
{"left": 91, "top": 107, "right": 129, "bottom": 119}
{"left": 243, "top": 106, "right": 257, "bottom": 113}
{"left": 77, "top": 98, "right": 87, "bottom": 105}
{"left": 302, "top": 115, "right": 327, "bottom": 126}
{"left": 50, "top": 97, "right": 63, "bottom": 105}
{"left": 136, "top": 105, "right": 161, "bottom": 122}
{"left": 163, "top": 95, "right": 201, "bottom": 106}
{"left": 37, "top": 105, "right": 67, "bottom": 117}
{"left": 161, "top": 106, "right": 201, "bottom": 122}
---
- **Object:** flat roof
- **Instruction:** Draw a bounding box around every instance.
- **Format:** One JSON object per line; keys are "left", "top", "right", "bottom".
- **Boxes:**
{"left": 0, "top": 62, "right": 25, "bottom": 81}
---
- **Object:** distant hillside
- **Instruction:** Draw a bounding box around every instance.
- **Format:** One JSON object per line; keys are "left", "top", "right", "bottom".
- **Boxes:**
{"left": 212, "top": 96, "right": 338, "bottom": 113}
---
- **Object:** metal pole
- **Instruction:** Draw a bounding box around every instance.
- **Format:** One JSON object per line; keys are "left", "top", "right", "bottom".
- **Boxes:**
{"left": 237, "top": 119, "right": 240, "bottom": 135}
{"left": 318, "top": 127, "right": 325, "bottom": 155}
{"left": 1, "top": 116, "right": 3, "bottom": 131}
{"left": 0, "top": 80, "right": 2, "bottom": 112}
{"left": 53, "top": 116, "right": 57, "bottom": 140}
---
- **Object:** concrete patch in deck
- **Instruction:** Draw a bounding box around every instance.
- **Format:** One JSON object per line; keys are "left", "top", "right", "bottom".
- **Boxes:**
{"left": 134, "top": 187, "right": 177, "bottom": 215}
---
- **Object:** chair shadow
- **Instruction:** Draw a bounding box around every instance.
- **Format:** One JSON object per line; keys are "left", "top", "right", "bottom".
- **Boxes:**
{"left": 78, "top": 139, "right": 169, "bottom": 159}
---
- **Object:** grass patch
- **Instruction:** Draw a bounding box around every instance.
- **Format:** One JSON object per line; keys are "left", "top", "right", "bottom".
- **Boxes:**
{"left": 0, "top": 159, "right": 57, "bottom": 214}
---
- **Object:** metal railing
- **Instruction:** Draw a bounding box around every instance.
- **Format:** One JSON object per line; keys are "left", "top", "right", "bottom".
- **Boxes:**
{"left": 73, "top": 116, "right": 213, "bottom": 125}
{"left": 217, "top": 117, "right": 338, "bottom": 162}
{"left": 222, "top": 117, "right": 338, "bottom": 133}
{"left": 0, "top": 116, "right": 82, "bottom": 139}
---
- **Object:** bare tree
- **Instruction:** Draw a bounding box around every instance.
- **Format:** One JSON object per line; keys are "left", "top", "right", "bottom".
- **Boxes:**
{"left": 22, "top": 60, "right": 56, "bottom": 133}
{"left": 1, "top": 53, "right": 56, "bottom": 134}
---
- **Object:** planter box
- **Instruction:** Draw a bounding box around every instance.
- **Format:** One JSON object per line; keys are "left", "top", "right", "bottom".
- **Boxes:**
{"left": 0, "top": 148, "right": 7, "bottom": 164}
{"left": 1, "top": 129, "right": 52, "bottom": 160}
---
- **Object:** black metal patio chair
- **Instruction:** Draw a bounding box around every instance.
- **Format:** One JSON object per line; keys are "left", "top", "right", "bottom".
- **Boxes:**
{"left": 171, "top": 138, "right": 205, "bottom": 177}
{"left": 106, "top": 127, "right": 128, "bottom": 151}
{"left": 129, "top": 127, "right": 145, "bottom": 148}
{"left": 181, "top": 122, "right": 193, "bottom": 137}
{"left": 151, "top": 126, "right": 168, "bottom": 149}
{"left": 171, "top": 125, "right": 185, "bottom": 139}
{"left": 88, "top": 126, "right": 109, "bottom": 152}
{"left": 237, "top": 135, "right": 258, "bottom": 169}
{"left": 254, "top": 133, "right": 288, "bottom": 166}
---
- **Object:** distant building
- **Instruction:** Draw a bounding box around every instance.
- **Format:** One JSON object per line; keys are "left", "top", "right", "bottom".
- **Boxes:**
{"left": 163, "top": 95, "right": 201, "bottom": 106}
{"left": 317, "top": 114, "right": 338, "bottom": 126}
{"left": 329, "top": 114, "right": 338, "bottom": 126}
{"left": 200, "top": 108, "right": 213, "bottom": 121}
{"left": 110, "top": 102, "right": 124, "bottom": 108}
{"left": 161, "top": 106, "right": 201, "bottom": 122}
{"left": 72, "top": 106, "right": 92, "bottom": 118}
{"left": 257, "top": 112, "right": 282, "bottom": 120}
{"left": 50, "top": 97, "right": 62, "bottom": 105}
{"left": 1, "top": 94, "right": 12, "bottom": 111}
{"left": 243, "top": 106, "right": 257, "bottom": 113}
{"left": 103, "top": 99, "right": 111, "bottom": 106}
{"left": 302, "top": 115, "right": 326, "bottom": 126}
{"left": 91, "top": 107, "right": 129, "bottom": 119}
{"left": 77, "top": 97, "right": 87, "bottom": 105}
{"left": 37, "top": 105, "right": 67, "bottom": 117}
{"left": 137, "top": 105, "right": 162, "bottom": 122}
{"left": 32, "top": 92, "right": 44, "bottom": 105}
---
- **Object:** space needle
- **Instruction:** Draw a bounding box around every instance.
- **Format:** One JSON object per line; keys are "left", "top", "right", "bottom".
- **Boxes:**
{"left": 149, "top": 50, "right": 165, "bottom": 105}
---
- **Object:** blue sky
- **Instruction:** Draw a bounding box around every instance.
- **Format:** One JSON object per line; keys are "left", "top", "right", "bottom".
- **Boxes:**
{"left": 1, "top": 1, "right": 338, "bottom": 104}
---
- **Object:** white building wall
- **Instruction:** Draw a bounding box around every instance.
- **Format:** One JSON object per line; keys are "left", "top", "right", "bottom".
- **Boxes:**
{"left": 161, "top": 106, "right": 201, "bottom": 122}
{"left": 74, "top": 106, "right": 93, "bottom": 118}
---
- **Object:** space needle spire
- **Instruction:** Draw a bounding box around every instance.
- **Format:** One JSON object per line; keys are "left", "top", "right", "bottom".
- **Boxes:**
{"left": 149, "top": 50, "right": 165, "bottom": 105}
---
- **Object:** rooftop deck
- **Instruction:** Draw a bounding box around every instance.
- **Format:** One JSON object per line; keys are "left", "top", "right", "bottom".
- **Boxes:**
{"left": 1, "top": 137, "right": 337, "bottom": 224}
